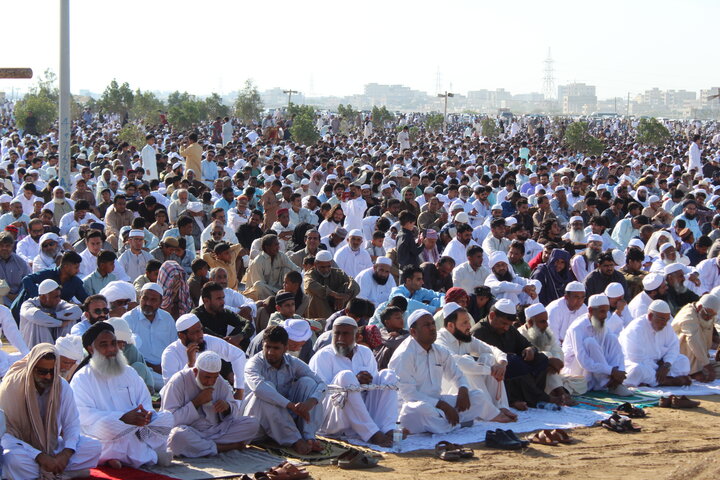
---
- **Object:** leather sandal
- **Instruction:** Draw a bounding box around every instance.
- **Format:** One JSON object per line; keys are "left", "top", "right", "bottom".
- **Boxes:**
{"left": 659, "top": 395, "right": 701, "bottom": 409}
{"left": 526, "top": 430, "right": 559, "bottom": 446}
{"left": 614, "top": 402, "right": 646, "bottom": 418}
{"left": 549, "top": 429, "right": 574, "bottom": 444}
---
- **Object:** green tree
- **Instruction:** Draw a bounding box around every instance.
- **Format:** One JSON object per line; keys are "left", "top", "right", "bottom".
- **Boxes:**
{"left": 130, "top": 89, "right": 165, "bottom": 124}
{"left": 337, "top": 104, "right": 357, "bottom": 121}
{"left": 481, "top": 117, "right": 498, "bottom": 138}
{"left": 205, "top": 93, "right": 230, "bottom": 120}
{"left": 117, "top": 123, "right": 146, "bottom": 149}
{"left": 234, "top": 79, "right": 263, "bottom": 125}
{"left": 636, "top": 117, "right": 671, "bottom": 146}
{"left": 563, "top": 121, "right": 605, "bottom": 155}
{"left": 371, "top": 105, "right": 394, "bottom": 129}
{"left": 14, "top": 69, "right": 60, "bottom": 133}
{"left": 98, "top": 79, "right": 134, "bottom": 116}
{"left": 425, "top": 113, "right": 445, "bottom": 131}
{"left": 167, "top": 91, "right": 208, "bottom": 129}
{"left": 290, "top": 104, "right": 319, "bottom": 145}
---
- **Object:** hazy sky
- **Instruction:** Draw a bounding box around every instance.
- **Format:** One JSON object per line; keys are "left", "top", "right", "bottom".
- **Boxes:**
{"left": 2, "top": 0, "right": 718, "bottom": 100}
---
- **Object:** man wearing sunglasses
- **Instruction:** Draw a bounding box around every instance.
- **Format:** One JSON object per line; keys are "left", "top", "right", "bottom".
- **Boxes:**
{"left": 71, "top": 295, "right": 110, "bottom": 336}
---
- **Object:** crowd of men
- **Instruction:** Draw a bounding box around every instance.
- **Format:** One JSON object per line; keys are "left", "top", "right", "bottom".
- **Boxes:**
{"left": 0, "top": 109, "right": 719, "bottom": 478}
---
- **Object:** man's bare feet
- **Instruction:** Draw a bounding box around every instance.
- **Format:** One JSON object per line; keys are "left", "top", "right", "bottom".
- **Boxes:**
{"left": 369, "top": 430, "right": 393, "bottom": 447}
{"left": 292, "top": 439, "right": 311, "bottom": 455}
{"left": 490, "top": 412, "right": 514, "bottom": 423}
{"left": 500, "top": 407, "right": 518, "bottom": 421}
{"left": 510, "top": 401, "right": 528, "bottom": 411}
{"left": 106, "top": 459, "right": 122, "bottom": 469}
{"left": 308, "top": 439, "right": 323, "bottom": 452}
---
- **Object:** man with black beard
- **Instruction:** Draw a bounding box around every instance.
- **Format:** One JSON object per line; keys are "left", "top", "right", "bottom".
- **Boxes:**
{"left": 570, "top": 234, "right": 603, "bottom": 283}
{"left": 436, "top": 303, "right": 516, "bottom": 422}
{"left": 161, "top": 313, "right": 247, "bottom": 400}
{"left": 303, "top": 250, "right": 360, "bottom": 318}
{"left": 664, "top": 263, "right": 699, "bottom": 316}
{"left": 16, "top": 218, "right": 47, "bottom": 268}
{"left": 356, "top": 256, "right": 397, "bottom": 307}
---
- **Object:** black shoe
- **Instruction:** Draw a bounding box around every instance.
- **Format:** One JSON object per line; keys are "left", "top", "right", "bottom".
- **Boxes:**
{"left": 485, "top": 430, "right": 523, "bottom": 450}
{"left": 502, "top": 429, "right": 530, "bottom": 448}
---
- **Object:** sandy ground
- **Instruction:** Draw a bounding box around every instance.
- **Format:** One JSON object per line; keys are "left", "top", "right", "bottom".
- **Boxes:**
{"left": 304, "top": 395, "right": 720, "bottom": 480}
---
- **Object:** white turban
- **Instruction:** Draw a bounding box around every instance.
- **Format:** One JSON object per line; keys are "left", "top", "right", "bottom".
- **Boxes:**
{"left": 107, "top": 317, "right": 134, "bottom": 344}
{"left": 284, "top": 318, "right": 312, "bottom": 342}
{"left": 99, "top": 281, "right": 137, "bottom": 304}
{"left": 55, "top": 335, "right": 84, "bottom": 362}
{"left": 489, "top": 251, "right": 509, "bottom": 269}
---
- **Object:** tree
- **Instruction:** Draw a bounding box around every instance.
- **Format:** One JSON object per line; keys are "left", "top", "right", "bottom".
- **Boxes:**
{"left": 167, "top": 91, "right": 208, "bottom": 129}
{"left": 98, "top": 79, "right": 134, "bottom": 116}
{"left": 234, "top": 79, "right": 263, "bottom": 125}
{"left": 371, "top": 105, "right": 394, "bottom": 129}
{"left": 290, "top": 104, "right": 319, "bottom": 145}
{"left": 130, "top": 89, "right": 165, "bottom": 124}
{"left": 117, "top": 123, "right": 146, "bottom": 149}
{"left": 205, "top": 93, "right": 230, "bottom": 120}
{"left": 563, "top": 121, "right": 605, "bottom": 155}
{"left": 425, "top": 113, "right": 445, "bottom": 131}
{"left": 636, "top": 117, "right": 670, "bottom": 146}
{"left": 337, "top": 104, "right": 357, "bottom": 121}
{"left": 481, "top": 117, "right": 499, "bottom": 138}
{"left": 14, "top": 69, "right": 59, "bottom": 133}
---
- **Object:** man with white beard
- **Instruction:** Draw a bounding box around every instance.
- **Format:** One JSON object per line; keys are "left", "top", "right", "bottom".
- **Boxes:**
{"left": 518, "top": 303, "right": 587, "bottom": 398}
{"left": 563, "top": 216, "right": 587, "bottom": 249}
{"left": 309, "top": 316, "right": 399, "bottom": 447}
{"left": 356, "top": 257, "right": 397, "bottom": 308}
{"left": 70, "top": 322, "right": 174, "bottom": 469}
{"left": 546, "top": 281, "right": 588, "bottom": 344}
{"left": 562, "top": 294, "right": 632, "bottom": 396}
{"left": 32, "top": 232, "right": 63, "bottom": 272}
{"left": 485, "top": 251, "right": 540, "bottom": 306}
{"left": 160, "top": 351, "right": 259, "bottom": 458}
{"left": 664, "top": 263, "right": 700, "bottom": 316}
{"left": 333, "top": 229, "right": 373, "bottom": 278}
{"left": 619, "top": 300, "right": 692, "bottom": 387}
{"left": 570, "top": 234, "right": 603, "bottom": 283}
{"left": 435, "top": 303, "right": 517, "bottom": 422}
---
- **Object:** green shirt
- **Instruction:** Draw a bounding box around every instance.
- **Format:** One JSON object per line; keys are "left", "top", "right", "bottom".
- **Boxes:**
{"left": 511, "top": 260, "right": 532, "bottom": 279}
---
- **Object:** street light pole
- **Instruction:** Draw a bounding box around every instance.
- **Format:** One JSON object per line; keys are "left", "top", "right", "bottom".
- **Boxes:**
{"left": 59, "top": 0, "right": 71, "bottom": 189}
{"left": 283, "top": 89, "right": 298, "bottom": 109}
{"left": 437, "top": 91, "right": 455, "bottom": 132}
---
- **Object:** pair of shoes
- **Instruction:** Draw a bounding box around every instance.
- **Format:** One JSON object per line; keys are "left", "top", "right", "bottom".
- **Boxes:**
{"left": 596, "top": 413, "right": 641, "bottom": 433}
{"left": 333, "top": 450, "right": 380, "bottom": 470}
{"left": 526, "top": 429, "right": 574, "bottom": 446}
{"left": 485, "top": 429, "right": 527, "bottom": 450}
{"left": 434, "top": 441, "right": 474, "bottom": 461}
{"left": 659, "top": 395, "right": 701, "bottom": 409}
{"left": 614, "top": 402, "right": 646, "bottom": 418}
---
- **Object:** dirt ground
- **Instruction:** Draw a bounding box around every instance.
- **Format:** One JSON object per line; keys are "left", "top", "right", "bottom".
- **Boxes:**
{"left": 304, "top": 395, "right": 720, "bottom": 480}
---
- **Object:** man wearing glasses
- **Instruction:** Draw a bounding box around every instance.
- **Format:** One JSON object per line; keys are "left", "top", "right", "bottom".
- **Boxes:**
{"left": 71, "top": 295, "right": 110, "bottom": 336}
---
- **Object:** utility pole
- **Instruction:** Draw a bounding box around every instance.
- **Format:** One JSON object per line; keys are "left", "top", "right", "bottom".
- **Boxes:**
{"left": 626, "top": 92, "right": 630, "bottom": 117}
{"left": 283, "top": 89, "right": 298, "bottom": 109}
{"left": 437, "top": 91, "right": 454, "bottom": 132}
{"left": 59, "top": 0, "right": 71, "bottom": 189}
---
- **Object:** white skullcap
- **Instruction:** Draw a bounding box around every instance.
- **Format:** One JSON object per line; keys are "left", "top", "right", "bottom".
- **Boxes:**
{"left": 489, "top": 251, "right": 509, "bottom": 269}
{"left": 375, "top": 256, "right": 392, "bottom": 266}
{"left": 0, "top": 194, "right": 11, "bottom": 203}
{"left": 454, "top": 212, "right": 469, "bottom": 223}
{"left": 55, "top": 335, "right": 84, "bottom": 362}
{"left": 588, "top": 294, "right": 609, "bottom": 307}
{"left": 300, "top": 179, "right": 311, "bottom": 185}
{"left": 663, "top": 262, "right": 686, "bottom": 276}
{"left": 128, "top": 229, "right": 144, "bottom": 238}
{"left": 284, "top": 318, "right": 312, "bottom": 342}
{"left": 451, "top": 200, "right": 464, "bottom": 211}
{"left": 315, "top": 250, "right": 333, "bottom": 262}
{"left": 195, "top": 351, "right": 222, "bottom": 373}
{"left": 604, "top": 282, "right": 624, "bottom": 298}
{"left": 570, "top": 216, "right": 584, "bottom": 224}
{"left": 176, "top": 313, "right": 201, "bottom": 332}
{"left": 648, "top": 300, "right": 671, "bottom": 314}
{"left": 52, "top": 185, "right": 65, "bottom": 193}
{"left": 423, "top": 186, "right": 435, "bottom": 194}
{"left": 407, "top": 309, "right": 433, "bottom": 328}
{"left": 565, "top": 281, "right": 585, "bottom": 293}
{"left": 659, "top": 242, "right": 674, "bottom": 254}
{"left": 442, "top": 302, "right": 462, "bottom": 319}
{"left": 107, "top": 317, "right": 134, "bottom": 344}
{"left": 612, "top": 249, "right": 626, "bottom": 267}
{"left": 99, "top": 281, "right": 137, "bottom": 304}
{"left": 505, "top": 217, "right": 518, "bottom": 226}
{"left": 141, "top": 282, "right": 164, "bottom": 296}
{"left": 327, "top": 174, "right": 338, "bottom": 180}
{"left": 360, "top": 184, "right": 370, "bottom": 190}
{"left": 494, "top": 298, "right": 517, "bottom": 316}
{"left": 628, "top": 238, "right": 645, "bottom": 249}
{"left": 333, "top": 316, "right": 358, "bottom": 328}
{"left": 348, "top": 229, "right": 363, "bottom": 238}
{"left": 699, "top": 293, "right": 720, "bottom": 312}
{"left": 642, "top": 273, "right": 664, "bottom": 291}
{"left": 491, "top": 203, "right": 502, "bottom": 210}
{"left": 524, "top": 303, "right": 546, "bottom": 319}
{"left": 187, "top": 202, "right": 203, "bottom": 213}
{"left": 38, "top": 279, "right": 60, "bottom": 295}
{"left": 648, "top": 195, "right": 660, "bottom": 203}
{"left": 555, "top": 186, "right": 566, "bottom": 193}
{"left": 587, "top": 234, "right": 603, "bottom": 243}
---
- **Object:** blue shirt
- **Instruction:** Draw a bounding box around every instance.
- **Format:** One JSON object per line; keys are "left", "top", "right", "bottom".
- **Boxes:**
{"left": 389, "top": 285, "right": 443, "bottom": 314}
{"left": 202, "top": 160, "right": 219, "bottom": 184}
{"left": 122, "top": 307, "right": 177, "bottom": 365}
{"left": 11, "top": 267, "right": 87, "bottom": 320}
{"left": 214, "top": 197, "right": 236, "bottom": 213}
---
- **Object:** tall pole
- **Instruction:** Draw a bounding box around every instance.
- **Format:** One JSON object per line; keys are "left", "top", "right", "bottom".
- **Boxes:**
{"left": 626, "top": 92, "right": 630, "bottom": 117}
{"left": 437, "top": 91, "right": 454, "bottom": 132}
{"left": 58, "top": 0, "right": 71, "bottom": 189}
{"left": 283, "top": 89, "right": 298, "bottom": 109}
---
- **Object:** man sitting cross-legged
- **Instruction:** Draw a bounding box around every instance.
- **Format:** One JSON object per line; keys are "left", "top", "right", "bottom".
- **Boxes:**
{"left": 309, "top": 316, "right": 399, "bottom": 447}
{"left": 161, "top": 351, "right": 259, "bottom": 458}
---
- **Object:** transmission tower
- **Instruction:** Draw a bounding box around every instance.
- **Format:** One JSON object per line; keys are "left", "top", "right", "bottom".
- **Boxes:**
{"left": 543, "top": 48, "right": 556, "bottom": 100}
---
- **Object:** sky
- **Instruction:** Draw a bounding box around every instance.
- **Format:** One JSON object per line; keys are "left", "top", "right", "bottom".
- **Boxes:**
{"left": 2, "top": 0, "right": 718, "bottom": 100}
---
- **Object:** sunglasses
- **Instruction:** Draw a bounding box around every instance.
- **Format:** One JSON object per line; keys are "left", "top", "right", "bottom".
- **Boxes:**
{"left": 93, "top": 308, "right": 110, "bottom": 315}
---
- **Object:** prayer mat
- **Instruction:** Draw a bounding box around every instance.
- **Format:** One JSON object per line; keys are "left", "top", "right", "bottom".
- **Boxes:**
{"left": 634, "top": 378, "right": 720, "bottom": 397}
{"left": 142, "top": 447, "right": 284, "bottom": 480}
{"left": 89, "top": 467, "right": 179, "bottom": 480}
{"left": 259, "top": 438, "right": 350, "bottom": 462}
{"left": 573, "top": 390, "right": 661, "bottom": 411}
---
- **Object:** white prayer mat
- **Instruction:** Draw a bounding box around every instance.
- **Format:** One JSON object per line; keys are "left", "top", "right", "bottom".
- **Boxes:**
{"left": 633, "top": 379, "right": 720, "bottom": 397}
{"left": 338, "top": 406, "right": 608, "bottom": 453}
{"left": 143, "top": 447, "right": 283, "bottom": 479}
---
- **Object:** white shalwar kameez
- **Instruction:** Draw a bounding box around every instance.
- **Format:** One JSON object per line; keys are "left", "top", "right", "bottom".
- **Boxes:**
{"left": 546, "top": 297, "right": 588, "bottom": 343}
{"left": 333, "top": 245, "right": 372, "bottom": 278}
{"left": 484, "top": 273, "right": 541, "bottom": 306}
{"left": 0, "top": 305, "right": 29, "bottom": 377}
{"left": 628, "top": 291, "right": 653, "bottom": 319}
{"left": 309, "top": 344, "right": 398, "bottom": 442}
{"left": 141, "top": 143, "right": 159, "bottom": 181}
{"left": 388, "top": 336, "right": 489, "bottom": 434}
{"left": 435, "top": 328, "right": 509, "bottom": 417}
{"left": 70, "top": 364, "right": 174, "bottom": 467}
{"left": 160, "top": 369, "right": 259, "bottom": 458}
{"left": 618, "top": 315, "right": 690, "bottom": 387}
{"left": 561, "top": 316, "right": 625, "bottom": 391}
{"left": 340, "top": 198, "right": 367, "bottom": 232}
{"left": 161, "top": 335, "right": 247, "bottom": 389}
{"left": 356, "top": 267, "right": 396, "bottom": 308}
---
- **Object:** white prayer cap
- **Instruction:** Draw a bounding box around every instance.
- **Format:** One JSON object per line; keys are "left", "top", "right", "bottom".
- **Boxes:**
{"left": 505, "top": 217, "right": 518, "bottom": 226}
{"left": 604, "top": 282, "right": 624, "bottom": 299}
{"left": 172, "top": 162, "right": 182, "bottom": 170}
{"left": 663, "top": 262, "right": 686, "bottom": 276}
{"left": 524, "top": 303, "right": 546, "bottom": 319}
{"left": 348, "top": 229, "right": 363, "bottom": 238}
{"left": 407, "top": 308, "right": 433, "bottom": 328}
{"left": 141, "top": 282, "right": 164, "bottom": 296}
{"left": 587, "top": 234, "right": 603, "bottom": 243}
{"left": 491, "top": 203, "right": 503, "bottom": 210}
{"left": 107, "top": 317, "right": 134, "bottom": 344}
{"left": 565, "top": 281, "right": 585, "bottom": 293}
{"left": 648, "top": 195, "right": 660, "bottom": 204}
{"left": 612, "top": 249, "right": 626, "bottom": 267}
{"left": 333, "top": 316, "right": 358, "bottom": 329}
{"left": 588, "top": 294, "right": 609, "bottom": 308}
{"left": 55, "top": 335, "right": 83, "bottom": 362}
{"left": 628, "top": 238, "right": 645, "bottom": 250}
{"left": 39, "top": 232, "right": 59, "bottom": 246}
{"left": 380, "top": 183, "right": 391, "bottom": 191}
{"left": 555, "top": 186, "right": 566, "bottom": 193}
{"left": 0, "top": 194, "right": 12, "bottom": 203}
{"left": 128, "top": 229, "right": 144, "bottom": 238}
{"left": 99, "top": 281, "right": 137, "bottom": 304}
{"left": 659, "top": 242, "right": 674, "bottom": 254}
{"left": 454, "top": 212, "right": 469, "bottom": 223}
{"left": 570, "top": 216, "right": 584, "bottom": 224}
{"left": 529, "top": 173, "right": 538, "bottom": 179}
{"left": 38, "top": 279, "right": 60, "bottom": 295}
{"left": 187, "top": 202, "right": 203, "bottom": 213}
{"left": 284, "top": 318, "right": 312, "bottom": 342}
{"left": 423, "top": 186, "right": 435, "bottom": 194}
{"left": 642, "top": 273, "right": 664, "bottom": 291}
{"left": 494, "top": 298, "right": 517, "bottom": 316}
{"left": 375, "top": 256, "right": 392, "bottom": 266}
{"left": 176, "top": 313, "right": 201, "bottom": 332}
{"left": 327, "top": 174, "right": 338, "bottom": 180}
{"left": 360, "top": 184, "right": 370, "bottom": 190}
{"left": 442, "top": 302, "right": 462, "bottom": 319}
{"left": 315, "top": 250, "right": 333, "bottom": 262}
{"left": 52, "top": 185, "right": 65, "bottom": 193}
{"left": 699, "top": 293, "right": 720, "bottom": 312}
{"left": 489, "top": 251, "right": 509, "bottom": 269}
{"left": 195, "top": 351, "right": 222, "bottom": 373}
{"left": 450, "top": 200, "right": 464, "bottom": 211}
{"left": 300, "top": 179, "right": 310, "bottom": 185}
{"left": 648, "top": 300, "right": 671, "bottom": 314}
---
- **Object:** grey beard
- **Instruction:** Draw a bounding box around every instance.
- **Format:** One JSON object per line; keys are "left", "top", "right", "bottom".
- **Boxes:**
{"left": 670, "top": 282, "right": 687, "bottom": 295}
{"left": 89, "top": 349, "right": 129, "bottom": 378}
{"left": 586, "top": 249, "right": 600, "bottom": 263}
{"left": 526, "top": 324, "right": 552, "bottom": 350}
{"left": 570, "top": 229, "right": 586, "bottom": 244}
{"left": 334, "top": 344, "right": 354, "bottom": 357}
{"left": 318, "top": 270, "right": 331, "bottom": 278}
{"left": 194, "top": 375, "right": 214, "bottom": 399}
{"left": 590, "top": 315, "right": 605, "bottom": 337}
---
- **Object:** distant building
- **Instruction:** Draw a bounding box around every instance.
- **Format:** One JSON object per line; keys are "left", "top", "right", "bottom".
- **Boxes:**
{"left": 558, "top": 83, "right": 597, "bottom": 115}
{"left": 260, "top": 88, "right": 305, "bottom": 109}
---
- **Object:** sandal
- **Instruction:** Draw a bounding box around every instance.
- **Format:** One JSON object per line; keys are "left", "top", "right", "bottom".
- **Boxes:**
{"left": 659, "top": 395, "right": 701, "bottom": 409}
{"left": 268, "top": 462, "right": 309, "bottom": 480}
{"left": 549, "top": 429, "right": 574, "bottom": 444}
{"left": 336, "top": 450, "right": 380, "bottom": 469}
{"left": 526, "top": 430, "right": 559, "bottom": 446}
{"left": 435, "top": 441, "right": 462, "bottom": 461}
{"left": 441, "top": 441, "right": 474, "bottom": 458}
{"left": 597, "top": 413, "right": 626, "bottom": 433}
{"left": 614, "top": 402, "right": 646, "bottom": 418}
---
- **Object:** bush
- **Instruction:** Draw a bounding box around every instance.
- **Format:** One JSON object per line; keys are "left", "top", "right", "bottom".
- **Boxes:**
{"left": 290, "top": 105, "right": 319, "bottom": 145}
{"left": 636, "top": 117, "right": 670, "bottom": 146}
{"left": 117, "top": 124, "right": 146, "bottom": 149}
{"left": 14, "top": 94, "right": 57, "bottom": 133}
{"left": 425, "top": 113, "right": 444, "bottom": 131}
{"left": 481, "top": 117, "right": 498, "bottom": 138}
{"left": 563, "top": 121, "right": 605, "bottom": 155}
